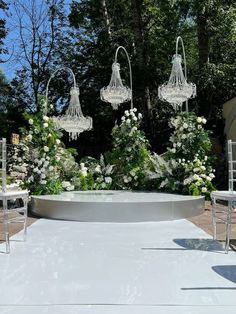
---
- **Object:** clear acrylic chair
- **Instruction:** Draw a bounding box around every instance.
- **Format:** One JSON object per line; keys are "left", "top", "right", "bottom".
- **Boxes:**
{"left": 211, "top": 139, "right": 236, "bottom": 253}
{"left": 0, "top": 138, "right": 29, "bottom": 253}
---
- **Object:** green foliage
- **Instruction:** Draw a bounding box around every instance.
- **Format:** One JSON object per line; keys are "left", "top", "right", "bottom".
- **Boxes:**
{"left": 9, "top": 96, "right": 79, "bottom": 195}
{"left": 107, "top": 108, "right": 151, "bottom": 190}
{"left": 148, "top": 112, "right": 216, "bottom": 199}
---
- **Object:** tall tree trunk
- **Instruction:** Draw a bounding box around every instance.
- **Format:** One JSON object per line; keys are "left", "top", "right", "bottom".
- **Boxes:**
{"left": 101, "top": 0, "right": 112, "bottom": 39}
{"left": 196, "top": 14, "right": 209, "bottom": 65}
{"left": 131, "top": 0, "right": 151, "bottom": 114}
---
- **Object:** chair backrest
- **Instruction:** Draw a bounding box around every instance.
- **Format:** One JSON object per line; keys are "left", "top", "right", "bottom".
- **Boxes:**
{"left": 0, "top": 138, "right": 7, "bottom": 193}
{"left": 227, "top": 139, "right": 236, "bottom": 192}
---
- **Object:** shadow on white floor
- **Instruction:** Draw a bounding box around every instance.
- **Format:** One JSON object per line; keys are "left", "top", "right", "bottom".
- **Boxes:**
{"left": 0, "top": 219, "right": 235, "bottom": 313}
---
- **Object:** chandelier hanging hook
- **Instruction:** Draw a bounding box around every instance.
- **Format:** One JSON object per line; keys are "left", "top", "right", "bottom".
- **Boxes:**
{"left": 45, "top": 67, "right": 77, "bottom": 112}
{"left": 100, "top": 46, "right": 133, "bottom": 110}
{"left": 45, "top": 67, "right": 92, "bottom": 140}
{"left": 158, "top": 36, "right": 196, "bottom": 112}
{"left": 176, "top": 36, "right": 188, "bottom": 112}
{"left": 115, "top": 46, "right": 133, "bottom": 109}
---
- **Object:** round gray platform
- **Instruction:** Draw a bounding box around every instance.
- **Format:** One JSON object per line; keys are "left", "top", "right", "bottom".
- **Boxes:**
{"left": 31, "top": 191, "right": 204, "bottom": 222}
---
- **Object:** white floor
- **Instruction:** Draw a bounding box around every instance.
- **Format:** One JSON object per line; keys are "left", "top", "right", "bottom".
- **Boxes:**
{"left": 0, "top": 218, "right": 236, "bottom": 313}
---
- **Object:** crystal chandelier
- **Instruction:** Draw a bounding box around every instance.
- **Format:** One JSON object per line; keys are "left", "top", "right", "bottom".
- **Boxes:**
{"left": 158, "top": 36, "right": 196, "bottom": 112}
{"left": 100, "top": 46, "right": 133, "bottom": 110}
{"left": 46, "top": 67, "right": 92, "bottom": 140}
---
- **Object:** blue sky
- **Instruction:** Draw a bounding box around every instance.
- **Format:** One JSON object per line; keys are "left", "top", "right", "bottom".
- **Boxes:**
{"left": 0, "top": 0, "right": 73, "bottom": 80}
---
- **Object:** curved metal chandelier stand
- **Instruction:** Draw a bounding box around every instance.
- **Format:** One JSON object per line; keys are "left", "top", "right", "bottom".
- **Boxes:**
{"left": 100, "top": 46, "right": 133, "bottom": 110}
{"left": 158, "top": 36, "right": 196, "bottom": 112}
{"left": 45, "top": 67, "right": 92, "bottom": 141}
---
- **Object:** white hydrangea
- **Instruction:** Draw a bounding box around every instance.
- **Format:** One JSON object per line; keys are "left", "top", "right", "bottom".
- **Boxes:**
{"left": 62, "top": 181, "right": 71, "bottom": 188}
{"left": 105, "top": 177, "right": 112, "bottom": 184}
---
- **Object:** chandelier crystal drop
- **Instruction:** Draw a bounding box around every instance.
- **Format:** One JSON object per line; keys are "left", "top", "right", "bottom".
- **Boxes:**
{"left": 100, "top": 46, "right": 133, "bottom": 110}
{"left": 158, "top": 54, "right": 196, "bottom": 107}
{"left": 100, "top": 62, "right": 132, "bottom": 110}
{"left": 46, "top": 67, "right": 92, "bottom": 141}
{"left": 54, "top": 87, "right": 92, "bottom": 141}
{"left": 158, "top": 36, "right": 196, "bottom": 111}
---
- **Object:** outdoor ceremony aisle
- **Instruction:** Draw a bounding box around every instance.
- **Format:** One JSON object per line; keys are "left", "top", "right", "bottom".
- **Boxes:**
{"left": 0, "top": 218, "right": 236, "bottom": 313}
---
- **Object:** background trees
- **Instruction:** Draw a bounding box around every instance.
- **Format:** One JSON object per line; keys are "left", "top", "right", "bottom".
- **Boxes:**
{"left": 0, "top": 0, "right": 236, "bottom": 162}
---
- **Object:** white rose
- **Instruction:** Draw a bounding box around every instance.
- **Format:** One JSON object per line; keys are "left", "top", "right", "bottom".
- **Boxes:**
{"left": 133, "top": 116, "right": 138, "bottom": 121}
{"left": 183, "top": 123, "right": 188, "bottom": 129}
{"left": 202, "top": 118, "right": 207, "bottom": 124}
{"left": 44, "top": 146, "right": 49, "bottom": 152}
{"left": 197, "top": 117, "right": 202, "bottom": 123}
{"left": 124, "top": 110, "right": 129, "bottom": 116}
{"left": 27, "top": 134, "right": 32, "bottom": 141}
{"left": 133, "top": 108, "right": 137, "bottom": 112}
{"left": 121, "top": 116, "right": 125, "bottom": 122}
{"left": 29, "top": 119, "right": 34, "bottom": 125}
{"left": 81, "top": 170, "right": 87, "bottom": 177}
{"left": 201, "top": 187, "right": 207, "bottom": 193}
{"left": 56, "top": 139, "right": 60, "bottom": 144}
{"left": 138, "top": 113, "right": 142, "bottom": 119}
{"left": 49, "top": 166, "right": 54, "bottom": 171}
{"left": 172, "top": 148, "right": 176, "bottom": 153}
{"left": 43, "top": 122, "right": 48, "bottom": 128}
{"left": 41, "top": 173, "right": 46, "bottom": 179}
{"left": 40, "top": 180, "right": 47, "bottom": 185}
{"left": 43, "top": 116, "right": 49, "bottom": 122}
{"left": 126, "top": 119, "right": 131, "bottom": 124}
{"left": 193, "top": 174, "right": 200, "bottom": 180}
{"left": 209, "top": 173, "right": 215, "bottom": 179}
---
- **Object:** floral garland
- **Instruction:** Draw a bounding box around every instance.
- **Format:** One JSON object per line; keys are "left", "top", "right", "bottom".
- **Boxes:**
{"left": 9, "top": 102, "right": 215, "bottom": 198}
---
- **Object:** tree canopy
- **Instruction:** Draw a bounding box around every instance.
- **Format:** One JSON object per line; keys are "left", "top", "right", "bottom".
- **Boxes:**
{"left": 0, "top": 0, "right": 236, "bottom": 157}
